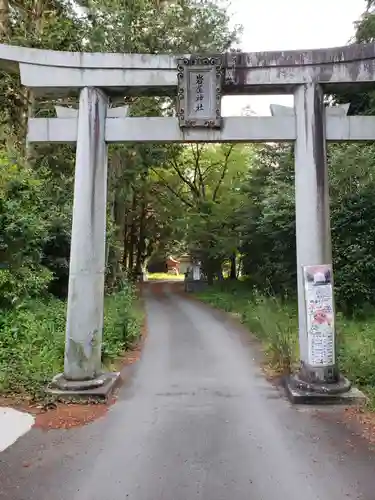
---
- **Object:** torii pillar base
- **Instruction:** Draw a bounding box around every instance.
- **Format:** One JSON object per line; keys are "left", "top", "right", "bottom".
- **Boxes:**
{"left": 47, "top": 372, "right": 121, "bottom": 403}
{"left": 284, "top": 374, "right": 365, "bottom": 405}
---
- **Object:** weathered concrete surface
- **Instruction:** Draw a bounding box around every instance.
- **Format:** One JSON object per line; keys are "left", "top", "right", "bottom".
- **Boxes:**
{"left": 48, "top": 372, "right": 121, "bottom": 402}
{"left": 63, "top": 87, "right": 108, "bottom": 381}
{"left": 27, "top": 115, "right": 375, "bottom": 144}
{"left": 55, "top": 105, "right": 129, "bottom": 118}
{"left": 28, "top": 116, "right": 297, "bottom": 144}
{"left": 2, "top": 42, "right": 375, "bottom": 95}
{"left": 0, "top": 286, "right": 374, "bottom": 499}
{"left": 294, "top": 83, "right": 337, "bottom": 386}
{"left": 270, "top": 102, "right": 350, "bottom": 116}
{"left": 285, "top": 377, "right": 366, "bottom": 405}
{"left": 226, "top": 43, "right": 375, "bottom": 93}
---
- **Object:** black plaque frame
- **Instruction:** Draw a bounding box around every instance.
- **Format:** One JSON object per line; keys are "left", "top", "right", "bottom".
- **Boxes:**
{"left": 177, "top": 55, "right": 223, "bottom": 129}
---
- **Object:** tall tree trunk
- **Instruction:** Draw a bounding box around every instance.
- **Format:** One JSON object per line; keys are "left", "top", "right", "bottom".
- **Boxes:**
{"left": 106, "top": 152, "right": 125, "bottom": 289}
{"left": 128, "top": 233, "right": 135, "bottom": 272}
{"left": 229, "top": 253, "right": 237, "bottom": 280}
{"left": 128, "top": 189, "right": 137, "bottom": 274}
{"left": 123, "top": 222, "right": 129, "bottom": 269}
{"left": 108, "top": 196, "right": 125, "bottom": 289}
{"left": 144, "top": 240, "right": 154, "bottom": 271}
{"left": 207, "top": 270, "right": 214, "bottom": 286}
{"left": 205, "top": 257, "right": 215, "bottom": 285}
{"left": 0, "top": 0, "right": 10, "bottom": 40}
{"left": 136, "top": 201, "right": 146, "bottom": 273}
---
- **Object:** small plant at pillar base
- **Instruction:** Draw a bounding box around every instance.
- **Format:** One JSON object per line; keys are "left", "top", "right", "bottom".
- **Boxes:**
{"left": 242, "top": 293, "right": 299, "bottom": 374}
{"left": 102, "top": 282, "right": 142, "bottom": 363}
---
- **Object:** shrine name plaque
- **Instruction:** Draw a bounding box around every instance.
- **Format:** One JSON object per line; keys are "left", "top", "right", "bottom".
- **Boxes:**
{"left": 177, "top": 56, "right": 223, "bottom": 129}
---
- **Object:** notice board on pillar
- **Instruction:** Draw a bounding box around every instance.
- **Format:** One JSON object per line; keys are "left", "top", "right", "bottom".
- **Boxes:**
{"left": 303, "top": 265, "right": 335, "bottom": 367}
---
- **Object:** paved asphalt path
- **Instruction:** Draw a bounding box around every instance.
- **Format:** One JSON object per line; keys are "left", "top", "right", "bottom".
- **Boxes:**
{"left": 1, "top": 283, "right": 375, "bottom": 499}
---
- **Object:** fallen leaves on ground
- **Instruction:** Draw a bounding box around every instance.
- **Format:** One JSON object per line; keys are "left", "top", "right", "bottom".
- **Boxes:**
{"left": 33, "top": 401, "right": 113, "bottom": 430}
{"left": 344, "top": 407, "right": 375, "bottom": 445}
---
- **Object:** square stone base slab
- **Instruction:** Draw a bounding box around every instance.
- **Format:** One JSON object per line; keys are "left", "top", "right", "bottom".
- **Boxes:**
{"left": 46, "top": 372, "right": 121, "bottom": 403}
{"left": 284, "top": 378, "right": 366, "bottom": 405}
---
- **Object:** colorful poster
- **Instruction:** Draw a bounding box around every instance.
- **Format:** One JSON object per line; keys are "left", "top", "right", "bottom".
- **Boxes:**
{"left": 303, "top": 265, "right": 335, "bottom": 367}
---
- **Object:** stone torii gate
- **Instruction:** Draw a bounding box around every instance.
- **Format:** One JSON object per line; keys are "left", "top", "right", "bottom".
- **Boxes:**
{"left": 2, "top": 42, "right": 375, "bottom": 402}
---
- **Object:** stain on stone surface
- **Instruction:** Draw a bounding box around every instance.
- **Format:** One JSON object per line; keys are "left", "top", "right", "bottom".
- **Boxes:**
{"left": 312, "top": 85, "right": 330, "bottom": 252}
{"left": 316, "top": 64, "right": 334, "bottom": 84}
{"left": 67, "top": 338, "right": 89, "bottom": 370}
{"left": 90, "top": 94, "right": 100, "bottom": 228}
{"left": 348, "top": 61, "right": 362, "bottom": 82}
{"left": 65, "top": 335, "right": 99, "bottom": 379}
{"left": 237, "top": 43, "right": 375, "bottom": 68}
{"left": 219, "top": 43, "right": 375, "bottom": 91}
{"left": 84, "top": 328, "right": 99, "bottom": 359}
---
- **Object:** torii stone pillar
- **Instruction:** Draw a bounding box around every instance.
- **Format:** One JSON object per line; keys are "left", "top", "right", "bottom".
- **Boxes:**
{"left": 51, "top": 87, "right": 120, "bottom": 396}
{"left": 271, "top": 96, "right": 353, "bottom": 402}
{"left": 291, "top": 85, "right": 350, "bottom": 399}
{"left": 294, "top": 85, "right": 331, "bottom": 377}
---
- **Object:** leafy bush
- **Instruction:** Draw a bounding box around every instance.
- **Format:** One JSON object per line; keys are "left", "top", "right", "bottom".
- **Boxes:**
{"left": 0, "top": 299, "right": 66, "bottom": 399}
{"left": 0, "top": 283, "right": 142, "bottom": 400}
{"left": 0, "top": 266, "right": 53, "bottom": 309}
{"left": 0, "top": 154, "right": 53, "bottom": 307}
{"left": 102, "top": 281, "right": 142, "bottom": 361}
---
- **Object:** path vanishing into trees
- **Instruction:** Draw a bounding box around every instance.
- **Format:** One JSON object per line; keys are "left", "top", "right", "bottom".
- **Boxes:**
{"left": 0, "top": 283, "right": 374, "bottom": 500}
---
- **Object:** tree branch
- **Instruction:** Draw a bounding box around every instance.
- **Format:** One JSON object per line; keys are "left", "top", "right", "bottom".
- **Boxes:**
{"left": 151, "top": 167, "right": 194, "bottom": 208}
{"left": 212, "top": 145, "right": 235, "bottom": 202}
{"left": 193, "top": 144, "right": 206, "bottom": 199}
{"left": 192, "top": 144, "right": 200, "bottom": 192}
{"left": 169, "top": 150, "right": 200, "bottom": 198}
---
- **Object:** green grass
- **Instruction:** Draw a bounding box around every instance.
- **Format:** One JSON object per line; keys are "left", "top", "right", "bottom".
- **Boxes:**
{"left": 147, "top": 273, "right": 185, "bottom": 281}
{"left": 196, "top": 282, "right": 375, "bottom": 408}
{"left": 0, "top": 282, "right": 142, "bottom": 401}
{"left": 337, "top": 315, "right": 375, "bottom": 410}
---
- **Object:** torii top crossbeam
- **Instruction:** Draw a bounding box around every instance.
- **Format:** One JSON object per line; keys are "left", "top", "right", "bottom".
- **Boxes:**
{"left": 1, "top": 42, "right": 375, "bottom": 96}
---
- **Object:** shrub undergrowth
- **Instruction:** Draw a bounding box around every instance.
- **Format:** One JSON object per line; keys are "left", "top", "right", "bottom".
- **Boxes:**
{"left": 196, "top": 282, "right": 375, "bottom": 407}
{"left": 0, "top": 281, "right": 142, "bottom": 401}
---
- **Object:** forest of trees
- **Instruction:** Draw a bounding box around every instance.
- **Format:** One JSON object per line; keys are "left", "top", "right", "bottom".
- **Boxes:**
{"left": 2, "top": 0, "right": 375, "bottom": 397}
{"left": 0, "top": 0, "right": 244, "bottom": 305}
{"left": 2, "top": 0, "right": 375, "bottom": 309}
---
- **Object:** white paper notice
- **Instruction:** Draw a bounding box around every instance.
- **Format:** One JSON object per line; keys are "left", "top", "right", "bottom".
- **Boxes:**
{"left": 303, "top": 265, "right": 335, "bottom": 366}
{"left": 193, "top": 265, "right": 201, "bottom": 281}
